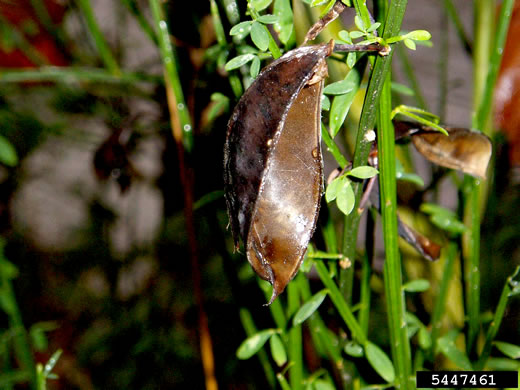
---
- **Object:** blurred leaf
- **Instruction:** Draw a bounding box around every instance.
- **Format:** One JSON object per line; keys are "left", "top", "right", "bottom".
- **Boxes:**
{"left": 313, "top": 379, "right": 335, "bottom": 390}
{"left": 225, "top": 54, "right": 256, "bottom": 71}
{"left": 404, "top": 38, "right": 416, "bottom": 50}
{"left": 0, "top": 135, "right": 18, "bottom": 167}
{"left": 321, "top": 95, "right": 330, "bottom": 111}
{"left": 236, "top": 329, "right": 276, "bottom": 359}
{"left": 348, "top": 166, "right": 379, "bottom": 179}
{"left": 430, "top": 213, "right": 468, "bottom": 234}
{"left": 269, "top": 334, "right": 287, "bottom": 366}
{"left": 350, "top": 30, "right": 365, "bottom": 39}
{"left": 404, "top": 30, "right": 431, "bottom": 41}
{"left": 273, "top": 0, "right": 294, "bottom": 45}
{"left": 403, "top": 279, "right": 430, "bottom": 292}
{"left": 251, "top": 0, "right": 273, "bottom": 11}
{"left": 338, "top": 30, "right": 352, "bottom": 44}
{"left": 310, "top": 0, "right": 328, "bottom": 6}
{"left": 391, "top": 82, "right": 414, "bottom": 96}
{"left": 367, "top": 22, "right": 381, "bottom": 33}
{"left": 0, "top": 259, "right": 19, "bottom": 280}
{"left": 418, "top": 327, "right": 432, "bottom": 349}
{"left": 43, "top": 349, "right": 62, "bottom": 377}
{"left": 437, "top": 332, "right": 472, "bottom": 370}
{"left": 365, "top": 341, "right": 396, "bottom": 383}
{"left": 250, "top": 56, "right": 261, "bottom": 78}
{"left": 354, "top": 15, "right": 365, "bottom": 32}
{"left": 344, "top": 341, "right": 364, "bottom": 357}
{"left": 494, "top": 341, "right": 520, "bottom": 359}
{"left": 257, "top": 14, "right": 278, "bottom": 24}
{"left": 293, "top": 289, "right": 328, "bottom": 326}
{"left": 230, "top": 21, "right": 252, "bottom": 38}
{"left": 251, "top": 21, "right": 269, "bottom": 51}
{"left": 346, "top": 52, "right": 356, "bottom": 68}
{"left": 208, "top": 93, "right": 230, "bottom": 122}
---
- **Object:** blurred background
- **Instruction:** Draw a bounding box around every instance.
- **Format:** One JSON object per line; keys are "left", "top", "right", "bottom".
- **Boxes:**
{"left": 0, "top": 0, "right": 519, "bottom": 388}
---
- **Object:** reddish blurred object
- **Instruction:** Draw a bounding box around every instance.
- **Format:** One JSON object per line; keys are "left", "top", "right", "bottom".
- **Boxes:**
{"left": 0, "top": 0, "right": 68, "bottom": 67}
{"left": 495, "top": 0, "right": 520, "bottom": 165}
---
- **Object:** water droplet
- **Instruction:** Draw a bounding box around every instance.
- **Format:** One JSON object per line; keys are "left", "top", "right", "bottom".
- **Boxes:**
{"left": 184, "top": 124, "right": 192, "bottom": 132}
{"left": 266, "top": 139, "right": 273, "bottom": 147}
{"left": 177, "top": 103, "right": 184, "bottom": 110}
{"left": 159, "top": 21, "right": 167, "bottom": 29}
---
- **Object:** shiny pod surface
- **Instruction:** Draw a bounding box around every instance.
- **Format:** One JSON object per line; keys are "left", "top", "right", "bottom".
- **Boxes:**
{"left": 224, "top": 42, "right": 332, "bottom": 303}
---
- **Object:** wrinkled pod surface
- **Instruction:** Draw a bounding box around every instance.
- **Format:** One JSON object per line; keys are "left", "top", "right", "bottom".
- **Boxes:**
{"left": 224, "top": 42, "right": 333, "bottom": 304}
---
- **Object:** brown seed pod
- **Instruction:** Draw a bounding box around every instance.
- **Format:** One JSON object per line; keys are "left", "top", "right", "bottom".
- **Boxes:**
{"left": 394, "top": 121, "right": 493, "bottom": 179}
{"left": 224, "top": 42, "right": 333, "bottom": 304}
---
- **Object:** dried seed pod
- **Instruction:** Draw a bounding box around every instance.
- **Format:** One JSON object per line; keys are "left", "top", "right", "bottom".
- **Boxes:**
{"left": 394, "top": 121, "right": 493, "bottom": 179}
{"left": 224, "top": 42, "right": 333, "bottom": 304}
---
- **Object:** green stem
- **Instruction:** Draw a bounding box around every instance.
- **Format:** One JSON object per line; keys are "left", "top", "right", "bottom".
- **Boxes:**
{"left": 442, "top": 0, "right": 472, "bottom": 55}
{"left": 239, "top": 308, "right": 276, "bottom": 387}
{"left": 475, "top": 266, "right": 520, "bottom": 370}
{"left": 340, "top": 0, "right": 409, "bottom": 307}
{"left": 287, "top": 279, "right": 303, "bottom": 390}
{"left": 429, "top": 242, "right": 457, "bottom": 361}
{"left": 322, "top": 123, "right": 348, "bottom": 168}
{"left": 76, "top": 0, "right": 121, "bottom": 75}
{"left": 0, "top": 253, "right": 37, "bottom": 389}
{"left": 377, "top": 76, "right": 412, "bottom": 390}
{"left": 315, "top": 261, "right": 366, "bottom": 344}
{"left": 121, "top": 0, "right": 158, "bottom": 44}
{"left": 149, "top": 0, "right": 194, "bottom": 151}
{"left": 397, "top": 44, "right": 428, "bottom": 110}
{"left": 0, "top": 67, "right": 160, "bottom": 84}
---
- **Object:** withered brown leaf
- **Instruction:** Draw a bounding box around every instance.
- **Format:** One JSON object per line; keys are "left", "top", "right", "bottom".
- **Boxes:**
{"left": 224, "top": 42, "right": 333, "bottom": 304}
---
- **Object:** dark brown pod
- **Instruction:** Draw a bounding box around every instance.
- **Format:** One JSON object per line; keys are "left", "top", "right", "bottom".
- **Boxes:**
{"left": 394, "top": 121, "right": 492, "bottom": 179}
{"left": 224, "top": 42, "right": 333, "bottom": 303}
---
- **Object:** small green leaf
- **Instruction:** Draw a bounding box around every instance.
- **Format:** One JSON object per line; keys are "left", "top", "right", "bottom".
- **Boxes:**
{"left": 395, "top": 159, "right": 424, "bottom": 187}
{"left": 338, "top": 30, "right": 352, "bottom": 44}
{"left": 391, "top": 82, "right": 414, "bottom": 96}
{"left": 365, "top": 341, "right": 396, "bottom": 383}
{"left": 274, "top": 0, "right": 294, "bottom": 44}
{"left": 323, "top": 79, "right": 355, "bottom": 95}
{"left": 257, "top": 14, "right": 278, "bottom": 24}
{"left": 225, "top": 54, "right": 256, "bottom": 71}
{"left": 336, "top": 180, "right": 355, "bottom": 215}
{"left": 437, "top": 333, "right": 472, "bottom": 370}
{"left": 420, "top": 203, "right": 455, "bottom": 217}
{"left": 354, "top": 15, "right": 365, "bottom": 32}
{"left": 269, "top": 334, "right": 287, "bottom": 366}
{"left": 344, "top": 341, "right": 364, "bottom": 357}
{"left": 208, "top": 92, "right": 230, "bottom": 122}
{"left": 230, "top": 21, "right": 252, "bottom": 37}
{"left": 346, "top": 52, "right": 356, "bottom": 68}
{"left": 251, "top": 0, "right": 273, "bottom": 11}
{"left": 349, "top": 30, "right": 365, "bottom": 39}
{"left": 405, "top": 29, "right": 432, "bottom": 41}
{"left": 432, "top": 214, "right": 468, "bottom": 234}
{"left": 250, "top": 56, "right": 261, "bottom": 78}
{"left": 418, "top": 327, "right": 432, "bottom": 350}
{"left": 494, "top": 341, "right": 520, "bottom": 359}
{"left": 367, "top": 22, "right": 381, "bottom": 33}
{"left": 292, "top": 289, "right": 328, "bottom": 326}
{"left": 325, "top": 175, "right": 346, "bottom": 202}
{"left": 0, "top": 135, "right": 18, "bottom": 167}
{"left": 321, "top": 95, "right": 330, "bottom": 111}
{"left": 43, "top": 349, "right": 62, "bottom": 377}
{"left": 251, "top": 21, "right": 269, "bottom": 51}
{"left": 313, "top": 379, "right": 335, "bottom": 390}
{"left": 236, "top": 329, "right": 276, "bottom": 359}
{"left": 404, "top": 38, "right": 416, "bottom": 50}
{"left": 310, "top": 0, "right": 329, "bottom": 6}
{"left": 403, "top": 279, "right": 430, "bottom": 292}
{"left": 348, "top": 166, "right": 379, "bottom": 179}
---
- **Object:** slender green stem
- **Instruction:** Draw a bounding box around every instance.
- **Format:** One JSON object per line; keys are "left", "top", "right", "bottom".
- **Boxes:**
{"left": 437, "top": 7, "right": 448, "bottom": 120}
{"left": 76, "top": 0, "right": 121, "bottom": 75}
{"left": 429, "top": 242, "right": 457, "bottom": 361}
{"left": 0, "top": 67, "right": 160, "bottom": 84}
{"left": 315, "top": 261, "right": 366, "bottom": 344}
{"left": 121, "top": 0, "right": 158, "bottom": 44}
{"left": 322, "top": 123, "right": 348, "bottom": 168}
{"left": 474, "top": 0, "right": 514, "bottom": 133}
{"left": 239, "top": 308, "right": 276, "bottom": 387}
{"left": 0, "top": 15, "right": 47, "bottom": 66}
{"left": 341, "top": 0, "right": 409, "bottom": 307}
{"left": 475, "top": 266, "right": 520, "bottom": 370}
{"left": 377, "top": 76, "right": 412, "bottom": 390}
{"left": 0, "top": 252, "right": 37, "bottom": 389}
{"left": 149, "top": 0, "right": 194, "bottom": 151}
{"left": 442, "top": 0, "right": 472, "bottom": 55}
{"left": 287, "top": 280, "right": 303, "bottom": 390}
{"left": 397, "top": 44, "right": 428, "bottom": 110}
